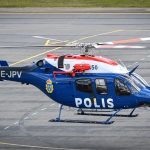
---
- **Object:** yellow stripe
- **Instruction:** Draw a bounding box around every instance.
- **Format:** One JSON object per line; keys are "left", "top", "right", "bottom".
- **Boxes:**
{"left": 9, "top": 47, "right": 60, "bottom": 66}
{"left": 45, "top": 40, "right": 50, "bottom": 46}
{"left": 71, "top": 29, "right": 123, "bottom": 43}
{"left": 0, "top": 141, "right": 78, "bottom": 150}
{"left": 10, "top": 29, "right": 123, "bottom": 66}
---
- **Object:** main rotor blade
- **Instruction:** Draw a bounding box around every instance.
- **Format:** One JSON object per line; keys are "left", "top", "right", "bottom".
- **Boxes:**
{"left": 0, "top": 44, "right": 145, "bottom": 49}
{"left": 94, "top": 45, "right": 145, "bottom": 49}
{"left": 0, "top": 45, "right": 76, "bottom": 48}
{"left": 1, "top": 36, "right": 147, "bottom": 49}
{"left": 102, "top": 37, "right": 150, "bottom": 45}
{"left": 33, "top": 36, "right": 67, "bottom": 42}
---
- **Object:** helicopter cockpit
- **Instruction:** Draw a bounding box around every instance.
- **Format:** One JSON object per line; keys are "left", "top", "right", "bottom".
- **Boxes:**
{"left": 121, "top": 73, "right": 150, "bottom": 95}
{"left": 131, "top": 73, "right": 149, "bottom": 88}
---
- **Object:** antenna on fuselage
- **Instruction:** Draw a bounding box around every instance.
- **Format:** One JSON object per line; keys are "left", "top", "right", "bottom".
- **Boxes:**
{"left": 128, "top": 65, "right": 139, "bottom": 76}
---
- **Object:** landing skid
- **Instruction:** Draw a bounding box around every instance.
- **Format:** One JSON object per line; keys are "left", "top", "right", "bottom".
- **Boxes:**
{"left": 77, "top": 112, "right": 138, "bottom": 117}
{"left": 49, "top": 105, "right": 124, "bottom": 125}
{"left": 128, "top": 108, "right": 138, "bottom": 117}
{"left": 77, "top": 108, "right": 138, "bottom": 118}
{"left": 127, "top": 114, "right": 138, "bottom": 117}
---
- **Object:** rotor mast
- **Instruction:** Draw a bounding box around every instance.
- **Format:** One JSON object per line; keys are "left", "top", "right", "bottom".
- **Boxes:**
{"left": 73, "top": 43, "right": 102, "bottom": 55}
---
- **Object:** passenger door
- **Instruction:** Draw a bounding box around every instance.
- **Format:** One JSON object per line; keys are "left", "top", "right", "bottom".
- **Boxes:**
{"left": 94, "top": 78, "right": 114, "bottom": 109}
{"left": 74, "top": 78, "right": 94, "bottom": 108}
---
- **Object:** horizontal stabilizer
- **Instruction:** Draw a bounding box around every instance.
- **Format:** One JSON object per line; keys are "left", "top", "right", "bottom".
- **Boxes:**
{"left": 0, "top": 60, "right": 9, "bottom": 67}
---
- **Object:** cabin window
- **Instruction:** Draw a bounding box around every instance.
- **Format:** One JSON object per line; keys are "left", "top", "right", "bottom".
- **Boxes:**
{"left": 76, "top": 78, "right": 92, "bottom": 93}
{"left": 95, "top": 79, "right": 108, "bottom": 95}
{"left": 115, "top": 78, "right": 131, "bottom": 96}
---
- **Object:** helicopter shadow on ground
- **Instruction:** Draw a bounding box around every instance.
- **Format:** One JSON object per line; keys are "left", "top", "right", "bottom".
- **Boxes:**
{"left": 49, "top": 118, "right": 114, "bottom": 124}
{"left": 49, "top": 111, "right": 138, "bottom": 125}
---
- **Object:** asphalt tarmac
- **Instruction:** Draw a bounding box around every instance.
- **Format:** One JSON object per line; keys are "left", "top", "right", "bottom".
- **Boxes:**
{"left": 0, "top": 13, "right": 150, "bottom": 150}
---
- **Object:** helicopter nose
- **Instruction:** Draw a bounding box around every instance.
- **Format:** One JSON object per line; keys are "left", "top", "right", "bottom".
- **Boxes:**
{"left": 137, "top": 88, "right": 150, "bottom": 107}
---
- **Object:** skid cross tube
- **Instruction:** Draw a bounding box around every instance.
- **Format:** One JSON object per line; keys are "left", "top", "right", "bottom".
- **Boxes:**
{"left": 128, "top": 108, "right": 138, "bottom": 117}
{"left": 50, "top": 107, "right": 122, "bottom": 125}
{"left": 55, "top": 104, "right": 63, "bottom": 121}
{"left": 99, "top": 109, "right": 122, "bottom": 124}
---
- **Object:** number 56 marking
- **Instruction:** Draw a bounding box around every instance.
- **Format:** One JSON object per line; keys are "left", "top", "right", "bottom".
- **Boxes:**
{"left": 91, "top": 65, "right": 98, "bottom": 70}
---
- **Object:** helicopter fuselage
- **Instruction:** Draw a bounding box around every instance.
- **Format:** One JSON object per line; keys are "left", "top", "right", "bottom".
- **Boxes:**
{"left": 1, "top": 64, "right": 149, "bottom": 110}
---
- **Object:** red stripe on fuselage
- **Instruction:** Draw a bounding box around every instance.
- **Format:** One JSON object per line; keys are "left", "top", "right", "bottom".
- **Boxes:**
{"left": 47, "top": 53, "right": 118, "bottom": 66}
{"left": 47, "top": 53, "right": 59, "bottom": 58}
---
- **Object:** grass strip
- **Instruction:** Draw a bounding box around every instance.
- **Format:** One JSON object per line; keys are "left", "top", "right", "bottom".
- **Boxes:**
{"left": 0, "top": 0, "right": 150, "bottom": 8}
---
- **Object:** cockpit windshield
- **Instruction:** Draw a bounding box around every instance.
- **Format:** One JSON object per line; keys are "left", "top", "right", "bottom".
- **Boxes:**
{"left": 122, "top": 73, "right": 149, "bottom": 93}
{"left": 123, "top": 74, "right": 141, "bottom": 93}
{"left": 132, "top": 73, "right": 149, "bottom": 87}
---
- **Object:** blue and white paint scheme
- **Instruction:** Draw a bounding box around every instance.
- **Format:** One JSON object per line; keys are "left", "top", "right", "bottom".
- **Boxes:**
{"left": 0, "top": 43, "right": 150, "bottom": 124}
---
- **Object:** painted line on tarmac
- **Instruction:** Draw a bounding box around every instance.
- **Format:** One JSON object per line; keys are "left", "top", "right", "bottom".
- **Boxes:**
{"left": 0, "top": 141, "right": 83, "bottom": 150}
{"left": 128, "top": 54, "right": 150, "bottom": 68}
{"left": 4, "top": 126, "right": 10, "bottom": 130}
{"left": 9, "top": 47, "right": 60, "bottom": 66}
{"left": 125, "top": 29, "right": 150, "bottom": 31}
{"left": 3, "top": 103, "right": 56, "bottom": 131}
{"left": 24, "top": 116, "right": 29, "bottom": 120}
{"left": 71, "top": 29, "right": 123, "bottom": 43}
{"left": 31, "top": 112, "right": 38, "bottom": 116}
{"left": 10, "top": 29, "right": 123, "bottom": 66}
{"left": 0, "top": 12, "right": 150, "bottom": 15}
{"left": 13, "top": 121, "right": 19, "bottom": 125}
{"left": 33, "top": 36, "right": 66, "bottom": 42}
{"left": 41, "top": 107, "right": 47, "bottom": 111}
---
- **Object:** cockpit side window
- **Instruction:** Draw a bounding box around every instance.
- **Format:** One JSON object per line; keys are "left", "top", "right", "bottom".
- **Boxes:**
{"left": 95, "top": 79, "right": 108, "bottom": 95}
{"left": 76, "top": 78, "right": 92, "bottom": 93}
{"left": 115, "top": 78, "right": 131, "bottom": 96}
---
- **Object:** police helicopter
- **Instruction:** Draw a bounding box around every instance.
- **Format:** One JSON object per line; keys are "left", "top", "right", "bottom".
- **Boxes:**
{"left": 0, "top": 37, "right": 150, "bottom": 124}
